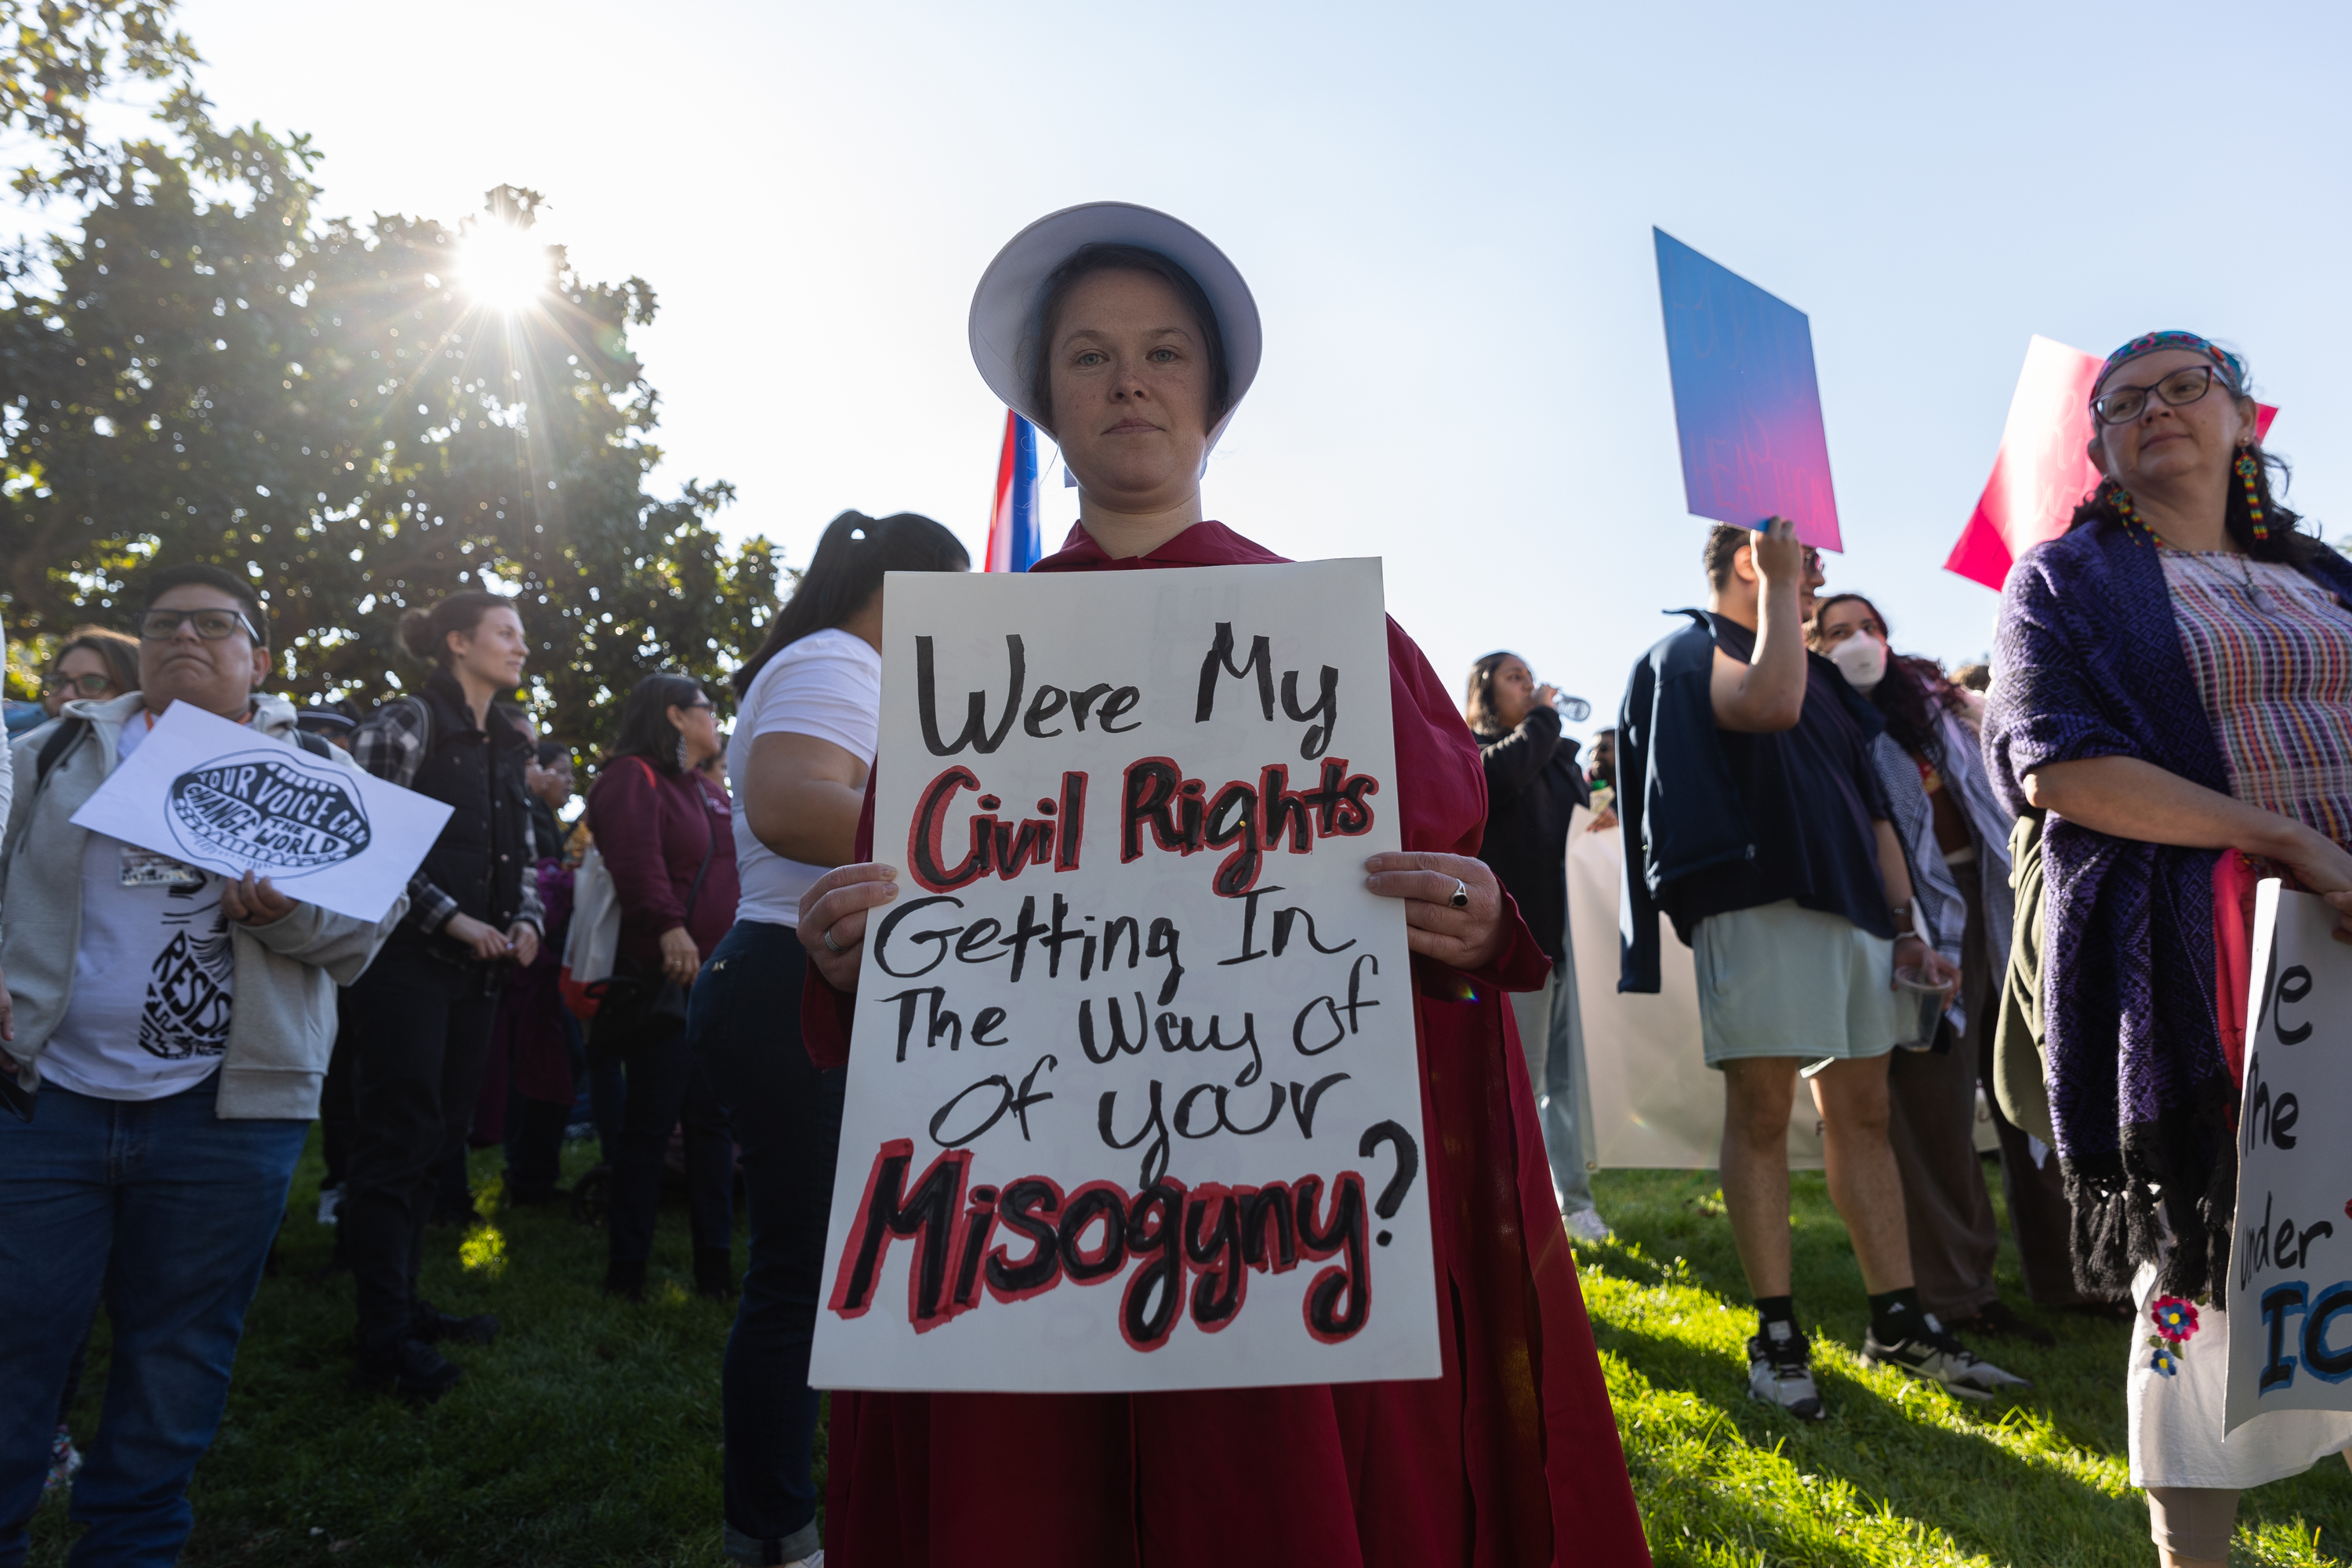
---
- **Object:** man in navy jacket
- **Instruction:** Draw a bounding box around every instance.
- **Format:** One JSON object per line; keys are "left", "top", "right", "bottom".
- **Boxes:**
{"left": 1613, "top": 519, "right": 2020, "bottom": 1421}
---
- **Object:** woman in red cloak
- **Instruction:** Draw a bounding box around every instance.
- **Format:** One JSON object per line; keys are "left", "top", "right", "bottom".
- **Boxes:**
{"left": 793, "top": 204, "right": 1650, "bottom": 1568}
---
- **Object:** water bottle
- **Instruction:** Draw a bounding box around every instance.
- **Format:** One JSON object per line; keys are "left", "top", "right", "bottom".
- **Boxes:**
{"left": 1550, "top": 691, "right": 1592, "bottom": 723}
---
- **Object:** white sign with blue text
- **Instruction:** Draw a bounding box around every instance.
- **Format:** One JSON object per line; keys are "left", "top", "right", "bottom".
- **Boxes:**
{"left": 809, "top": 560, "right": 1439, "bottom": 1394}
{"left": 2226, "top": 881, "right": 2352, "bottom": 1433}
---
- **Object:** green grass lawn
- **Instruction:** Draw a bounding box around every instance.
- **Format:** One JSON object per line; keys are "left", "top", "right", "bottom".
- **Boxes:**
{"left": 27, "top": 1143, "right": 2352, "bottom": 1566}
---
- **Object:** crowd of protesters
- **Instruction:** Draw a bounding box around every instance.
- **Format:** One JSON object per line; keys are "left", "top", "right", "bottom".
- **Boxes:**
{"left": 1, "top": 198, "right": 2348, "bottom": 1568}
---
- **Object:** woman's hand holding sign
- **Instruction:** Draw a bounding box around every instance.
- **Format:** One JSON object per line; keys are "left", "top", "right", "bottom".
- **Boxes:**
{"left": 1364, "top": 851, "right": 1508, "bottom": 971}
{"left": 802, "top": 862, "right": 900, "bottom": 990}
{"left": 220, "top": 869, "right": 296, "bottom": 926}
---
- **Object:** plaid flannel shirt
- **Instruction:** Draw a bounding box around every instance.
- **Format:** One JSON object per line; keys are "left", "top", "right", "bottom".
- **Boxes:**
{"left": 350, "top": 696, "right": 545, "bottom": 938}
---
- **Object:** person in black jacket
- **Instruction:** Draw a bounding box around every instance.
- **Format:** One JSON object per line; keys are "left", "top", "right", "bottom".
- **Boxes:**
{"left": 1466, "top": 652, "right": 1610, "bottom": 1243}
{"left": 341, "top": 591, "right": 544, "bottom": 1401}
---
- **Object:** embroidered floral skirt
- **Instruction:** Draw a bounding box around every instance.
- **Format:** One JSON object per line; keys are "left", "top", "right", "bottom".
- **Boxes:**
{"left": 2127, "top": 1261, "right": 2352, "bottom": 1489}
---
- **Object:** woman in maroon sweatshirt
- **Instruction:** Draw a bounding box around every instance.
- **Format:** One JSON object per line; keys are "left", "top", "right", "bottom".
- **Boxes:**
{"left": 584, "top": 673, "right": 741, "bottom": 1300}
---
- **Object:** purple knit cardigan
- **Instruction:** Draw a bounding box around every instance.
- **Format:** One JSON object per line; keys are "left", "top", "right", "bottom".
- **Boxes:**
{"left": 1984, "top": 518, "right": 2352, "bottom": 1301}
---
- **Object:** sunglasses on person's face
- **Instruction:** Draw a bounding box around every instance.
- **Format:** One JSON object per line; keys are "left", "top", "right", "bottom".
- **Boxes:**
{"left": 2092, "top": 364, "right": 2229, "bottom": 426}
{"left": 139, "top": 608, "right": 257, "bottom": 642}
{"left": 45, "top": 672, "right": 114, "bottom": 697}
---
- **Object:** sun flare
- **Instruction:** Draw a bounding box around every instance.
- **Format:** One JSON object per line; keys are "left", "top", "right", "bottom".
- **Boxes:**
{"left": 456, "top": 223, "right": 549, "bottom": 313}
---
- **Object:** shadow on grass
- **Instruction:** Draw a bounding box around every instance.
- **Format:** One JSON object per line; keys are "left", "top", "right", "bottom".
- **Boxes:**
{"left": 1588, "top": 1168, "right": 2352, "bottom": 1568}
{"left": 1604, "top": 1312, "right": 2151, "bottom": 1567}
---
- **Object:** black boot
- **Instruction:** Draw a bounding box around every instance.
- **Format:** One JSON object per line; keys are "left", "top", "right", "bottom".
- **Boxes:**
{"left": 603, "top": 1256, "right": 647, "bottom": 1303}
{"left": 413, "top": 1301, "right": 500, "bottom": 1345}
{"left": 694, "top": 1247, "right": 737, "bottom": 1300}
{"left": 355, "top": 1338, "right": 464, "bottom": 1404}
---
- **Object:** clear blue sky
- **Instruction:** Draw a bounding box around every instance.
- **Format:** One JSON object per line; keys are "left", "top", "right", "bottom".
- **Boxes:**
{"left": 171, "top": 0, "right": 2352, "bottom": 740}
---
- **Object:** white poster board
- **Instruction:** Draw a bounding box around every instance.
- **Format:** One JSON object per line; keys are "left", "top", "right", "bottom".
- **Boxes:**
{"left": 68, "top": 701, "right": 451, "bottom": 924}
{"left": 811, "top": 561, "right": 1438, "bottom": 1393}
{"left": 2225, "top": 881, "right": 2352, "bottom": 1434}
{"left": 1568, "top": 813, "right": 1828, "bottom": 1168}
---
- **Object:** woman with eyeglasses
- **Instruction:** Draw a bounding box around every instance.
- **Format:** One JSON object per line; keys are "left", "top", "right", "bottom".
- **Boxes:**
{"left": 1808, "top": 595, "right": 2085, "bottom": 1343}
{"left": 340, "top": 590, "right": 544, "bottom": 1401}
{"left": 40, "top": 627, "right": 141, "bottom": 719}
{"left": 584, "top": 673, "right": 741, "bottom": 1303}
{"left": 1984, "top": 332, "right": 2352, "bottom": 1568}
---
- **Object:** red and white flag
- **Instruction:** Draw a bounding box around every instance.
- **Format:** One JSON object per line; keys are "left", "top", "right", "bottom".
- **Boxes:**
{"left": 1946, "top": 336, "right": 2277, "bottom": 591}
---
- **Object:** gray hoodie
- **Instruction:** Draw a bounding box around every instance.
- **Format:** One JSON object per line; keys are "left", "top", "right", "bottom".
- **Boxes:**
{"left": 2, "top": 691, "right": 404, "bottom": 1118}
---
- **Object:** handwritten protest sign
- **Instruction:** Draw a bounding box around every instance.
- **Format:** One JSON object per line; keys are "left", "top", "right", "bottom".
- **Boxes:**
{"left": 69, "top": 701, "right": 452, "bottom": 924}
{"left": 810, "top": 560, "right": 1437, "bottom": 1393}
{"left": 1653, "top": 228, "right": 1842, "bottom": 551}
{"left": 2226, "top": 882, "right": 2352, "bottom": 1434}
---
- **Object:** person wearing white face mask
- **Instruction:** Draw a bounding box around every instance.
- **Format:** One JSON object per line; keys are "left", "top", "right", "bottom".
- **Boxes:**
{"left": 1810, "top": 594, "right": 2095, "bottom": 1344}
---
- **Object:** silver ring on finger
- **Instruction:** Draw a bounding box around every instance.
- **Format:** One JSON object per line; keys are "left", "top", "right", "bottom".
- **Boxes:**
{"left": 1449, "top": 877, "right": 1469, "bottom": 909}
{"left": 821, "top": 925, "right": 847, "bottom": 956}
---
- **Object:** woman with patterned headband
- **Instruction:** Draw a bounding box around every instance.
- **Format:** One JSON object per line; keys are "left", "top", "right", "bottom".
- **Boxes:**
{"left": 1984, "top": 331, "right": 2352, "bottom": 1567}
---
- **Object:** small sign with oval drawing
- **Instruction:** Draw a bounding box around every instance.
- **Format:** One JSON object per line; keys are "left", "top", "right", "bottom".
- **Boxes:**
{"left": 168, "top": 750, "right": 374, "bottom": 870}
{"left": 70, "top": 702, "right": 451, "bottom": 924}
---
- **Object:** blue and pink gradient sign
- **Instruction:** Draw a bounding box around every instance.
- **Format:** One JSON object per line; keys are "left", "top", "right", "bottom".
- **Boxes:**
{"left": 1653, "top": 230, "right": 1842, "bottom": 551}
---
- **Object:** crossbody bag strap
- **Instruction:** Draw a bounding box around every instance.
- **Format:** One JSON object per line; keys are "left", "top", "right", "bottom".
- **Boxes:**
{"left": 630, "top": 755, "right": 717, "bottom": 926}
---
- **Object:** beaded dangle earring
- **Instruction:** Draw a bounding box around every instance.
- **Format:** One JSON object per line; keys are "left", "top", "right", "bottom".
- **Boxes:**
{"left": 2110, "top": 484, "right": 2157, "bottom": 546}
{"left": 2236, "top": 447, "right": 2270, "bottom": 541}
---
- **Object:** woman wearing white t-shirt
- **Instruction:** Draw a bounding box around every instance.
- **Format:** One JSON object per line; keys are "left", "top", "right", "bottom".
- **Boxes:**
{"left": 690, "top": 507, "right": 968, "bottom": 1568}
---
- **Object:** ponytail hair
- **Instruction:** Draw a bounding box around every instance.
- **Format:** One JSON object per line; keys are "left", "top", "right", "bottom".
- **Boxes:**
{"left": 397, "top": 590, "right": 514, "bottom": 666}
{"left": 732, "top": 510, "right": 970, "bottom": 698}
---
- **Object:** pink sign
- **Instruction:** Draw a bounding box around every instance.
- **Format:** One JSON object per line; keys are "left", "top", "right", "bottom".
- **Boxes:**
{"left": 1944, "top": 336, "right": 2278, "bottom": 591}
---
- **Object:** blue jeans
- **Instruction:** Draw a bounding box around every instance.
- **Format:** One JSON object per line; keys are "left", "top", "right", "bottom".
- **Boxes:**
{"left": 0, "top": 1073, "right": 308, "bottom": 1567}
{"left": 1508, "top": 956, "right": 1598, "bottom": 1214}
{"left": 691, "top": 922, "right": 837, "bottom": 1566}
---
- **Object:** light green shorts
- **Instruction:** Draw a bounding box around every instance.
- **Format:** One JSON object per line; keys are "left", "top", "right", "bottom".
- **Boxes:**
{"left": 1693, "top": 899, "right": 1908, "bottom": 1071}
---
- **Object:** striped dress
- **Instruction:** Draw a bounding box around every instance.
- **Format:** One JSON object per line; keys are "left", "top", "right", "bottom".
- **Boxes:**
{"left": 2160, "top": 547, "right": 2352, "bottom": 850}
{"left": 2128, "top": 546, "right": 2352, "bottom": 1489}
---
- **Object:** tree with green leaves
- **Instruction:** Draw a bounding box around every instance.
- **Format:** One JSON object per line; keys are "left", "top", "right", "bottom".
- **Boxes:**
{"left": 2, "top": 4, "right": 779, "bottom": 751}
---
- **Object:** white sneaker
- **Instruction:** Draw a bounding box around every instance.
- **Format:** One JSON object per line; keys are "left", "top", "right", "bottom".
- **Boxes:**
{"left": 786, "top": 1554, "right": 825, "bottom": 1568}
{"left": 1747, "top": 1320, "right": 1826, "bottom": 1421}
{"left": 1563, "top": 1208, "right": 1613, "bottom": 1244}
{"left": 317, "top": 1186, "right": 341, "bottom": 1226}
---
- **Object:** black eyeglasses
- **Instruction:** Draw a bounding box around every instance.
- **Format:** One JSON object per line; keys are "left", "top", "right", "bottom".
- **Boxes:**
{"left": 45, "top": 671, "right": 115, "bottom": 696}
{"left": 2093, "top": 364, "right": 2230, "bottom": 426}
{"left": 139, "top": 608, "right": 258, "bottom": 642}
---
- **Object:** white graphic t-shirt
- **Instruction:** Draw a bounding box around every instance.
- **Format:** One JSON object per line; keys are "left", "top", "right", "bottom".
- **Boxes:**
{"left": 40, "top": 717, "right": 237, "bottom": 1101}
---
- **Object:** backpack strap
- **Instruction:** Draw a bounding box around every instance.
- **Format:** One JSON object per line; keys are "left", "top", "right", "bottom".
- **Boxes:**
{"left": 34, "top": 717, "right": 90, "bottom": 789}
{"left": 405, "top": 694, "right": 434, "bottom": 758}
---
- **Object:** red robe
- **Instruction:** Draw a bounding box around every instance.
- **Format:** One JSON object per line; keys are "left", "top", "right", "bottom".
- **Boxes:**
{"left": 803, "top": 521, "right": 1650, "bottom": 1568}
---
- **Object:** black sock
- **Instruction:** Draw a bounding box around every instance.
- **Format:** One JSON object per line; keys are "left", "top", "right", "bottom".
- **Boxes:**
{"left": 1870, "top": 1287, "right": 1926, "bottom": 1344}
{"left": 1755, "top": 1295, "right": 1796, "bottom": 1336}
